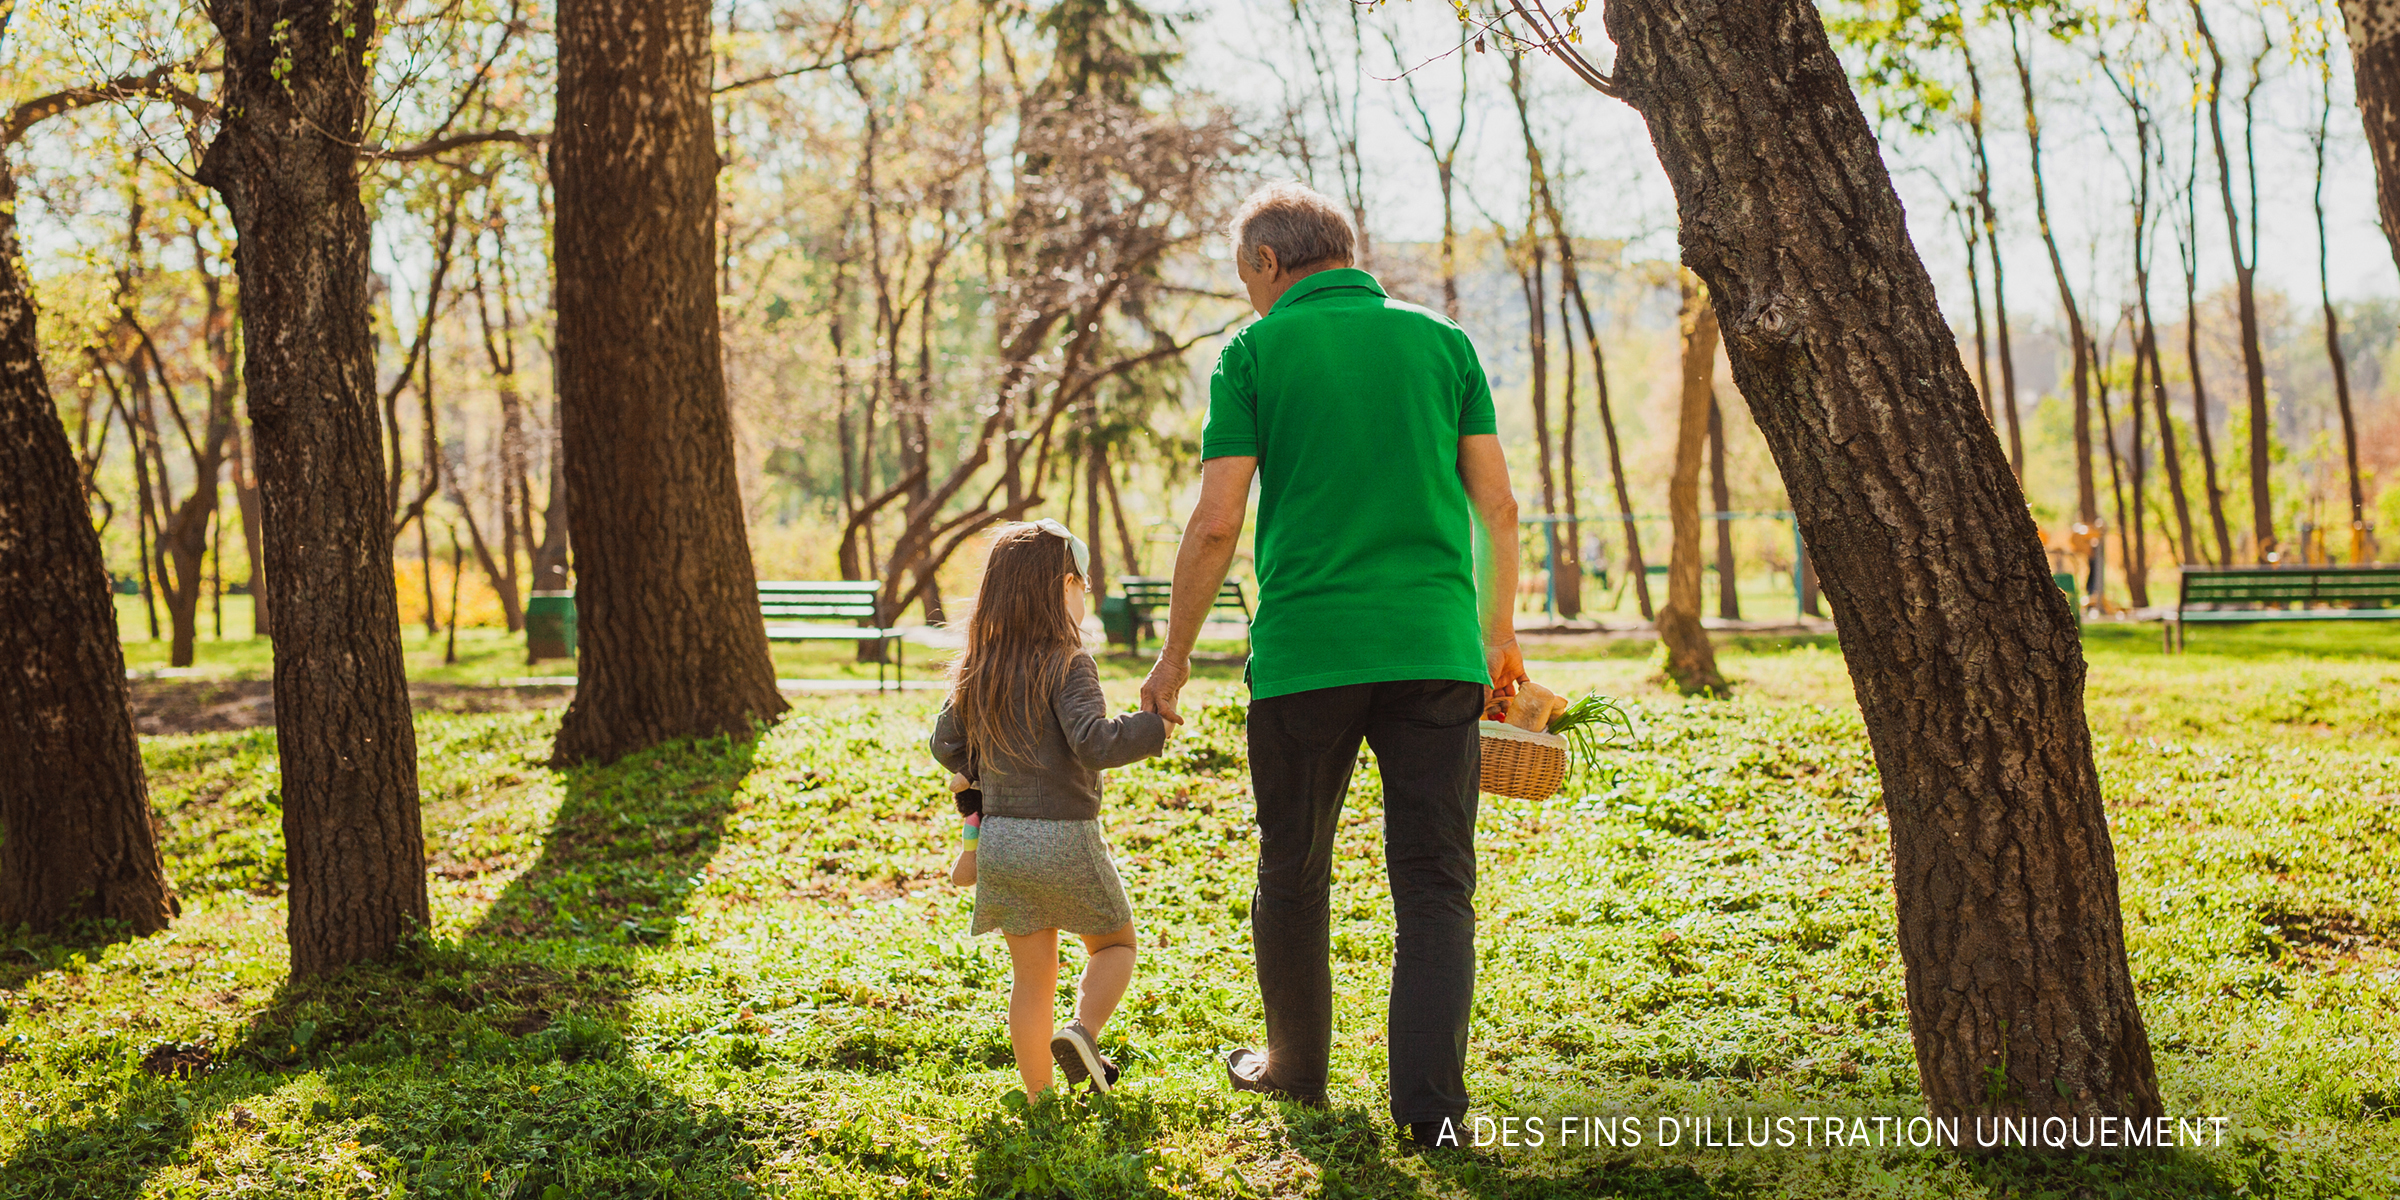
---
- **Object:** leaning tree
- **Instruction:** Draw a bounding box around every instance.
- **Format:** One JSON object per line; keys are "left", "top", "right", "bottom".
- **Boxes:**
{"left": 1499, "top": 0, "right": 2161, "bottom": 1123}
{"left": 198, "top": 0, "right": 429, "bottom": 974}
{"left": 0, "top": 45, "right": 177, "bottom": 937}
{"left": 549, "top": 0, "right": 788, "bottom": 764}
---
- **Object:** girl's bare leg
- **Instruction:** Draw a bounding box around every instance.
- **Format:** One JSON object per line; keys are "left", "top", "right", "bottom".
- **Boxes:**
{"left": 1070, "top": 920, "right": 1139, "bottom": 1037}
{"left": 1003, "top": 929, "right": 1061, "bottom": 1095}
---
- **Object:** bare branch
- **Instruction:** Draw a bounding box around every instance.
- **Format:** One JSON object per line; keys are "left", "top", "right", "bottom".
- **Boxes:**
{"left": 367, "top": 129, "right": 547, "bottom": 161}
{"left": 3, "top": 64, "right": 215, "bottom": 145}
{"left": 714, "top": 41, "right": 906, "bottom": 95}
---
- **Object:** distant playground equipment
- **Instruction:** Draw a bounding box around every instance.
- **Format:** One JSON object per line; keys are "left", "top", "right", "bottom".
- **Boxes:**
{"left": 1518, "top": 511, "right": 1818, "bottom": 623}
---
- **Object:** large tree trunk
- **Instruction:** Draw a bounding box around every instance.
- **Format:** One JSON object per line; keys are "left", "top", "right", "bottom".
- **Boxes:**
{"left": 0, "top": 158, "right": 176, "bottom": 937}
{"left": 550, "top": 0, "right": 788, "bottom": 764}
{"left": 1660, "top": 276, "right": 1724, "bottom": 694}
{"left": 2340, "top": 0, "right": 2400, "bottom": 290}
{"left": 1600, "top": 0, "right": 2162, "bottom": 1122}
{"left": 197, "top": 0, "right": 428, "bottom": 976}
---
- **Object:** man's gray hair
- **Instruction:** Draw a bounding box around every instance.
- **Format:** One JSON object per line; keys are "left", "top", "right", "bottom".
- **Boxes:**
{"left": 1229, "top": 182, "right": 1355, "bottom": 273}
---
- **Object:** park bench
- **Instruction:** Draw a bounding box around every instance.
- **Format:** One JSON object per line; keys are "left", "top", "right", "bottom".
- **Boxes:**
{"left": 756, "top": 581, "right": 908, "bottom": 689}
{"left": 1108, "top": 576, "right": 1251, "bottom": 654}
{"left": 2166, "top": 565, "right": 2400, "bottom": 652}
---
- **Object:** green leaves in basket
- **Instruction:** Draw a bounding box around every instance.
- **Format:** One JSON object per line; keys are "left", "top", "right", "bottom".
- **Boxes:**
{"left": 1546, "top": 692, "right": 1635, "bottom": 787}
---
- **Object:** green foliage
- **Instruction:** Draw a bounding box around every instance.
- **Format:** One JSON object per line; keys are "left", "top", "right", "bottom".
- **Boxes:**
{"left": 3, "top": 642, "right": 2399, "bottom": 1196}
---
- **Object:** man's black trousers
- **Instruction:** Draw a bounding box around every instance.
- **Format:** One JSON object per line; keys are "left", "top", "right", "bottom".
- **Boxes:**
{"left": 1246, "top": 677, "right": 1481, "bottom": 1125}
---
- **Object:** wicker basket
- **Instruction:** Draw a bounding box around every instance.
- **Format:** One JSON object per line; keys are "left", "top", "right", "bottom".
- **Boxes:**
{"left": 1478, "top": 720, "right": 1568, "bottom": 800}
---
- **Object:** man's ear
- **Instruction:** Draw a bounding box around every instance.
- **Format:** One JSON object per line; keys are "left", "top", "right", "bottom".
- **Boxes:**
{"left": 1254, "top": 244, "right": 1280, "bottom": 279}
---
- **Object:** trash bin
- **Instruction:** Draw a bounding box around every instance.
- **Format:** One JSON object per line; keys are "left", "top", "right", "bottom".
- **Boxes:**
{"left": 526, "top": 591, "right": 577, "bottom": 662}
{"left": 2052, "top": 571, "right": 2079, "bottom": 620}
{"left": 1099, "top": 594, "right": 1136, "bottom": 651}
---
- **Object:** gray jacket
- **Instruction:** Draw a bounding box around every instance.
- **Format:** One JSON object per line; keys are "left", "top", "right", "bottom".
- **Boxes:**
{"left": 930, "top": 653, "right": 1167, "bottom": 821}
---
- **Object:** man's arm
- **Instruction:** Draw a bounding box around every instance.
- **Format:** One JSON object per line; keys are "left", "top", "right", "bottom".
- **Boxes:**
{"left": 1139, "top": 455, "right": 1257, "bottom": 725}
{"left": 1458, "top": 433, "right": 1527, "bottom": 703}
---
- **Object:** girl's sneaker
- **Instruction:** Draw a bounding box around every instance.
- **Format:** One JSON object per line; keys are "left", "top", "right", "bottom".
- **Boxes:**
{"left": 1050, "top": 1022, "right": 1119, "bottom": 1093}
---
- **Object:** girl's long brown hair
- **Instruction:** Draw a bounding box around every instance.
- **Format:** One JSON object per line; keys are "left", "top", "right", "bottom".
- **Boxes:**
{"left": 947, "top": 524, "right": 1085, "bottom": 769}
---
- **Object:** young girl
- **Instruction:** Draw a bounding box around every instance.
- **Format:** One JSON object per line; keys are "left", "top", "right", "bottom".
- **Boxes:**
{"left": 931, "top": 519, "right": 1168, "bottom": 1096}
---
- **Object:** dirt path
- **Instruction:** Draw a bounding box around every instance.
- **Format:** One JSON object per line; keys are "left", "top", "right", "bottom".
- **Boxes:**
{"left": 128, "top": 679, "right": 573, "bottom": 736}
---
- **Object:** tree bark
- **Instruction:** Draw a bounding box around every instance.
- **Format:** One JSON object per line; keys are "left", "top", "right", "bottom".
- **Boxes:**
{"left": 1660, "top": 276, "right": 1724, "bottom": 694}
{"left": 1599, "top": 0, "right": 2162, "bottom": 1122}
{"left": 0, "top": 154, "right": 176, "bottom": 937}
{"left": 2339, "top": 0, "right": 2400, "bottom": 290}
{"left": 1709, "top": 396, "right": 1740, "bottom": 620}
{"left": 551, "top": 0, "right": 788, "bottom": 764}
{"left": 194, "top": 0, "right": 427, "bottom": 975}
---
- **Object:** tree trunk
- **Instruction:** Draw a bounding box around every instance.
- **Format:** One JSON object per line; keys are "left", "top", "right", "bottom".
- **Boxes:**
{"left": 0, "top": 157, "right": 176, "bottom": 938}
{"left": 2095, "top": 335, "right": 2143, "bottom": 608}
{"left": 195, "top": 0, "right": 427, "bottom": 975}
{"left": 2014, "top": 25, "right": 2096, "bottom": 525}
{"left": 2340, "top": 0, "right": 2400, "bottom": 294}
{"left": 1660, "top": 276, "right": 1724, "bottom": 694}
{"left": 529, "top": 401, "right": 570, "bottom": 592}
{"left": 1709, "top": 396, "right": 1740, "bottom": 620}
{"left": 2140, "top": 313, "right": 2197, "bottom": 566}
{"left": 1514, "top": 63, "right": 1581, "bottom": 618}
{"left": 1963, "top": 53, "right": 2025, "bottom": 480}
{"left": 551, "top": 0, "right": 788, "bottom": 764}
{"left": 229, "top": 418, "right": 271, "bottom": 637}
{"left": 1599, "top": 0, "right": 2162, "bottom": 1121}
{"left": 2184, "top": 286, "right": 2235, "bottom": 566}
{"left": 2192, "top": 1, "right": 2276, "bottom": 560}
{"left": 1554, "top": 287, "right": 1584, "bottom": 618}
{"left": 2317, "top": 82, "right": 2370, "bottom": 557}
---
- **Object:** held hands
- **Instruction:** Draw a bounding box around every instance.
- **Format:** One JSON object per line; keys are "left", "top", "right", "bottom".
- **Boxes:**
{"left": 949, "top": 773, "right": 972, "bottom": 794}
{"left": 1139, "top": 652, "right": 1191, "bottom": 729}
{"left": 1483, "top": 637, "right": 1527, "bottom": 719}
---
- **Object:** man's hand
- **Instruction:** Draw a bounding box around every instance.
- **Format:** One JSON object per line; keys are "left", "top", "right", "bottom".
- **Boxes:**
{"left": 1140, "top": 653, "right": 1191, "bottom": 727}
{"left": 1484, "top": 637, "right": 1527, "bottom": 715}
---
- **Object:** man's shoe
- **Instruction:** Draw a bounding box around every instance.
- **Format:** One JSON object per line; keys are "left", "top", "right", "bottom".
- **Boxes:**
{"left": 1224, "top": 1048, "right": 1327, "bottom": 1107}
{"left": 1402, "top": 1118, "right": 1468, "bottom": 1151}
{"left": 1051, "top": 1022, "right": 1117, "bottom": 1094}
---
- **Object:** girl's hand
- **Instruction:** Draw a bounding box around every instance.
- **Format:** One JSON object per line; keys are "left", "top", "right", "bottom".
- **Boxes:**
{"left": 949, "top": 773, "right": 972, "bottom": 794}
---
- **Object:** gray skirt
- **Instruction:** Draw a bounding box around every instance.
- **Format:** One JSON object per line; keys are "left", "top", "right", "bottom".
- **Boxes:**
{"left": 971, "top": 816, "right": 1132, "bottom": 937}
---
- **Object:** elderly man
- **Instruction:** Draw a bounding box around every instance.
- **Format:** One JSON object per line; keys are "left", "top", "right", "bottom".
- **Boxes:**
{"left": 1139, "top": 182, "right": 1524, "bottom": 1148}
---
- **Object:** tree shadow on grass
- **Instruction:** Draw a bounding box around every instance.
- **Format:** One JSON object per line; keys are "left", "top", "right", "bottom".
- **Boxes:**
{"left": 0, "top": 733, "right": 766, "bottom": 1199}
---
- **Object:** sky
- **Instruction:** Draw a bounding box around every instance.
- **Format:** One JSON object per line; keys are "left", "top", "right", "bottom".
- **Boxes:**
{"left": 1181, "top": 0, "right": 2396, "bottom": 325}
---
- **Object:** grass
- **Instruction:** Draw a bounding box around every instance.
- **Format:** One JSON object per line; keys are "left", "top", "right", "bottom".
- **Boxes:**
{"left": 4, "top": 630, "right": 2397, "bottom": 1197}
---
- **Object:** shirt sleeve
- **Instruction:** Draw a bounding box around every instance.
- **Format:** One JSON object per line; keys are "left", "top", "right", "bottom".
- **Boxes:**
{"left": 1458, "top": 332, "right": 1498, "bottom": 437}
{"left": 1200, "top": 332, "right": 1260, "bottom": 459}
{"left": 1051, "top": 655, "right": 1167, "bottom": 771}
{"left": 929, "top": 701, "right": 973, "bottom": 777}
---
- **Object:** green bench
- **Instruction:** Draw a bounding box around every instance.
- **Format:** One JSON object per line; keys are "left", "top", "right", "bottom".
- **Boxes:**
{"left": 1108, "top": 577, "right": 1251, "bottom": 654}
{"left": 2166, "top": 565, "right": 2400, "bottom": 651}
{"left": 757, "top": 581, "right": 908, "bottom": 689}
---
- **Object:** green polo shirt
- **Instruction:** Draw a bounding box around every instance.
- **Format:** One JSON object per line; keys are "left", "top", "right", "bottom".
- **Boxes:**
{"left": 1200, "top": 268, "right": 1497, "bottom": 700}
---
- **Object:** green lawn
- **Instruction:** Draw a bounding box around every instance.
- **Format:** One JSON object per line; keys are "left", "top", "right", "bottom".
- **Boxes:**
{"left": 5, "top": 631, "right": 2397, "bottom": 1197}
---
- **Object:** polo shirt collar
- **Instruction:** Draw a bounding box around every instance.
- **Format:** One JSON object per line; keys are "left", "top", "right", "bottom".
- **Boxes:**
{"left": 1268, "top": 267, "right": 1385, "bottom": 315}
